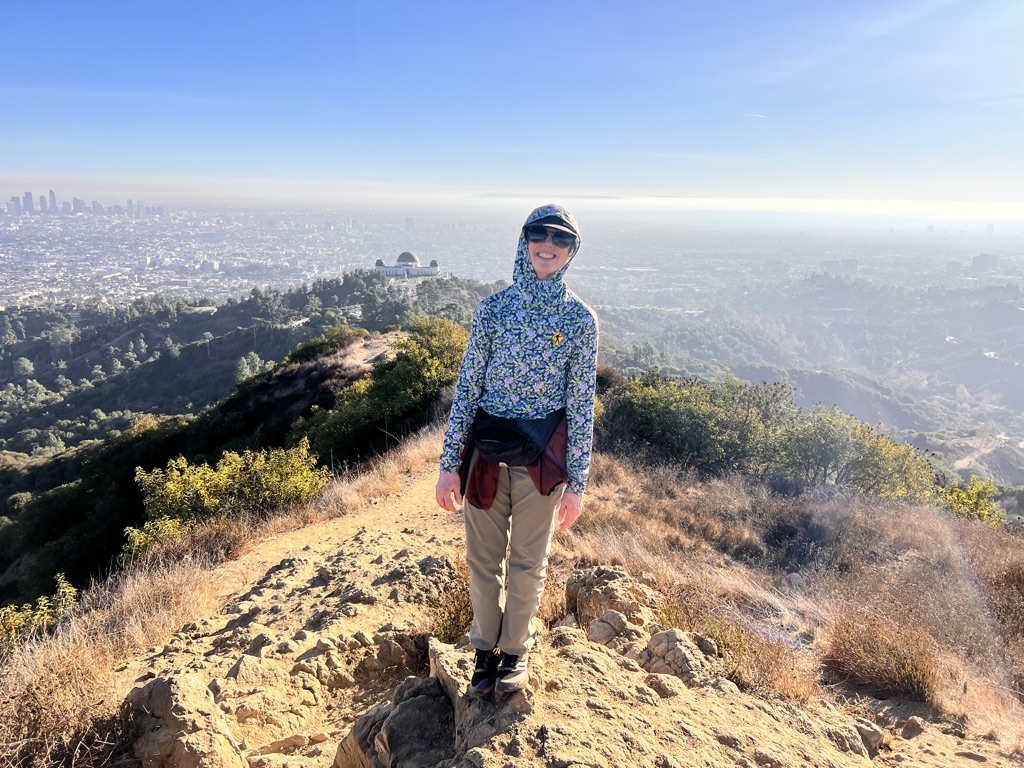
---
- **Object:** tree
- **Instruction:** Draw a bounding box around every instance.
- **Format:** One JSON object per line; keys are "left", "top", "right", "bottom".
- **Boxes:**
{"left": 201, "top": 332, "right": 214, "bottom": 358}
{"left": 14, "top": 358, "right": 33, "bottom": 377}
{"left": 773, "top": 405, "right": 860, "bottom": 487}
{"left": 31, "top": 431, "right": 66, "bottom": 457}
{"left": 163, "top": 336, "right": 181, "bottom": 359}
{"left": 235, "top": 352, "right": 273, "bottom": 383}
{"left": 0, "top": 317, "right": 17, "bottom": 348}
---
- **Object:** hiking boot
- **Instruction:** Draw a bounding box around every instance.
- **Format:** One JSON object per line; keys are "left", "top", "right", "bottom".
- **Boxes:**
{"left": 495, "top": 651, "right": 529, "bottom": 693}
{"left": 465, "top": 647, "right": 500, "bottom": 698}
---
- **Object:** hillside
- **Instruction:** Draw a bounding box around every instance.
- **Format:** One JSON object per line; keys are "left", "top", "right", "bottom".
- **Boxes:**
{"left": 3, "top": 303, "right": 1023, "bottom": 767}
{"left": 0, "top": 330, "right": 389, "bottom": 604}
{"left": 0, "top": 273, "right": 500, "bottom": 456}
{"left": 598, "top": 278, "right": 1024, "bottom": 486}
{"left": 934, "top": 435, "right": 1024, "bottom": 488}
{"left": 2, "top": 434, "right": 1019, "bottom": 768}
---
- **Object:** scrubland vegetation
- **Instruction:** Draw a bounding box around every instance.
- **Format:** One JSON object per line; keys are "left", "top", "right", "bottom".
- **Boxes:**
{"left": 556, "top": 450, "right": 1024, "bottom": 739}
{"left": 0, "top": 318, "right": 462, "bottom": 605}
{"left": 2, "top": 308, "right": 1024, "bottom": 766}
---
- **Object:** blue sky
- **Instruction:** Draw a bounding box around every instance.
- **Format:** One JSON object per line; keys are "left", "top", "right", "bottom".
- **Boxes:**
{"left": 1, "top": 0, "right": 1021, "bottom": 215}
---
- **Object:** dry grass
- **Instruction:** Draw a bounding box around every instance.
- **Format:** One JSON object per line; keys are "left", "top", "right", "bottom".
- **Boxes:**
{"left": 564, "top": 452, "right": 827, "bottom": 702}
{"left": 0, "top": 558, "right": 217, "bottom": 767}
{"left": 538, "top": 558, "right": 576, "bottom": 628}
{"left": 823, "top": 608, "right": 940, "bottom": 702}
{"left": 430, "top": 556, "right": 473, "bottom": 645}
{"left": 312, "top": 424, "right": 442, "bottom": 518}
{"left": 656, "top": 578, "right": 820, "bottom": 702}
{"left": 795, "top": 497, "right": 1024, "bottom": 726}
{"left": 562, "top": 448, "right": 1024, "bottom": 734}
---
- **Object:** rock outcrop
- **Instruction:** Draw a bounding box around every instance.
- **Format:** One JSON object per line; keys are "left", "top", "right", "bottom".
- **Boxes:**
{"left": 565, "top": 565, "right": 661, "bottom": 630}
{"left": 335, "top": 676, "right": 454, "bottom": 768}
{"left": 126, "top": 675, "right": 245, "bottom": 768}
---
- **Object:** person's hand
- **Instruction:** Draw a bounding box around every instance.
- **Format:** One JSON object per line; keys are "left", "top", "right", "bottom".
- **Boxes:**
{"left": 557, "top": 491, "right": 583, "bottom": 532}
{"left": 435, "top": 471, "right": 463, "bottom": 512}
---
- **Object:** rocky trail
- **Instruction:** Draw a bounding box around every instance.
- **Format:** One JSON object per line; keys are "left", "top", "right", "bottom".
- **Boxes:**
{"left": 119, "top": 469, "right": 1017, "bottom": 768}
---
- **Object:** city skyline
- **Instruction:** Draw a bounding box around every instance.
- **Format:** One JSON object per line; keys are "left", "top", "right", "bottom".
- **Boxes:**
{"left": 4, "top": 187, "right": 163, "bottom": 217}
{"left": 1, "top": 1, "right": 1022, "bottom": 224}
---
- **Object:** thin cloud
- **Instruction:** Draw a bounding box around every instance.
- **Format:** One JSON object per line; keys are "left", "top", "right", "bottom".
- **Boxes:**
{"left": 744, "top": 113, "right": 768, "bottom": 118}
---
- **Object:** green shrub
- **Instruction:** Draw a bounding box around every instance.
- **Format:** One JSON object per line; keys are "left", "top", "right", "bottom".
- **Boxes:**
{"left": 0, "top": 573, "right": 77, "bottom": 653}
{"left": 125, "top": 438, "right": 330, "bottom": 560}
{"left": 121, "top": 517, "right": 198, "bottom": 563}
{"left": 939, "top": 476, "right": 1003, "bottom": 526}
{"left": 290, "top": 317, "right": 468, "bottom": 463}
{"left": 770, "top": 404, "right": 936, "bottom": 502}
{"left": 600, "top": 371, "right": 794, "bottom": 475}
{"left": 600, "top": 371, "right": 936, "bottom": 502}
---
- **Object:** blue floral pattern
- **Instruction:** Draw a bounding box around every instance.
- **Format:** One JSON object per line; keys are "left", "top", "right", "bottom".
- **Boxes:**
{"left": 440, "top": 204, "right": 599, "bottom": 494}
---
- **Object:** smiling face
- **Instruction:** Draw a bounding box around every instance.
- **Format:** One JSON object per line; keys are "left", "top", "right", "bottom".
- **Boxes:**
{"left": 527, "top": 229, "right": 572, "bottom": 280}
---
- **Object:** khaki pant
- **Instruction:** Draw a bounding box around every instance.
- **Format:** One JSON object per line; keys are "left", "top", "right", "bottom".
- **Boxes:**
{"left": 464, "top": 452, "right": 566, "bottom": 656}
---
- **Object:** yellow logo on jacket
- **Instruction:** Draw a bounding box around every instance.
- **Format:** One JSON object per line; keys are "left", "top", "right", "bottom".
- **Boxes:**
{"left": 551, "top": 332, "right": 564, "bottom": 346}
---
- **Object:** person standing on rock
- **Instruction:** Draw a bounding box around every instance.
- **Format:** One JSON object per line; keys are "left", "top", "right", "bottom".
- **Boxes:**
{"left": 435, "top": 203, "right": 598, "bottom": 697}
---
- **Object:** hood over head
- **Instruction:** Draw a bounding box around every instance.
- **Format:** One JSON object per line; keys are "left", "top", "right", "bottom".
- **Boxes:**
{"left": 513, "top": 204, "right": 581, "bottom": 302}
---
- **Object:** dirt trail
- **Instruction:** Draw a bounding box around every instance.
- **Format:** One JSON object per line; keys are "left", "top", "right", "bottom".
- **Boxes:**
{"left": 215, "top": 471, "right": 458, "bottom": 606}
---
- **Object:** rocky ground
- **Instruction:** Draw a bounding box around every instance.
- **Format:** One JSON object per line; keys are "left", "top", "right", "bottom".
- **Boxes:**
{"left": 119, "top": 471, "right": 1018, "bottom": 768}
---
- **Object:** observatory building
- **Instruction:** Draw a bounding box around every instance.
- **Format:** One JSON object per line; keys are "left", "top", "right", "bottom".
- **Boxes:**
{"left": 374, "top": 251, "right": 441, "bottom": 279}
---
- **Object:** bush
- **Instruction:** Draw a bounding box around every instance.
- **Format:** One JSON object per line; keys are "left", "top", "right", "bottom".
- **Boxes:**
{"left": 121, "top": 517, "right": 198, "bottom": 564}
{"left": 125, "top": 438, "right": 330, "bottom": 560}
{"left": 770, "top": 404, "right": 936, "bottom": 502}
{"left": 599, "top": 371, "right": 936, "bottom": 503}
{"left": 286, "top": 325, "right": 368, "bottom": 365}
{"left": 940, "top": 476, "right": 1003, "bottom": 526}
{"left": 823, "top": 609, "right": 939, "bottom": 701}
{"left": 430, "top": 558, "right": 473, "bottom": 644}
{"left": 0, "top": 573, "right": 77, "bottom": 653}
{"left": 599, "top": 371, "right": 793, "bottom": 475}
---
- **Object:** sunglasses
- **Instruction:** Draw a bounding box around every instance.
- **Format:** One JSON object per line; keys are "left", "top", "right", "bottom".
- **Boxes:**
{"left": 523, "top": 226, "right": 577, "bottom": 249}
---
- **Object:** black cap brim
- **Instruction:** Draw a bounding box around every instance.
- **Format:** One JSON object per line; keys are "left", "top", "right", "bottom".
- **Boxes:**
{"left": 526, "top": 216, "right": 579, "bottom": 238}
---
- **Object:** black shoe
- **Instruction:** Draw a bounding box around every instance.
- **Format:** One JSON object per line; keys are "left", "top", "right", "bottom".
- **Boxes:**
{"left": 466, "top": 647, "right": 500, "bottom": 698}
{"left": 495, "top": 651, "right": 529, "bottom": 693}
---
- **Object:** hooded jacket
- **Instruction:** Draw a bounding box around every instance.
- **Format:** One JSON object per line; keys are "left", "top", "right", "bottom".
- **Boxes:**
{"left": 439, "top": 204, "right": 599, "bottom": 494}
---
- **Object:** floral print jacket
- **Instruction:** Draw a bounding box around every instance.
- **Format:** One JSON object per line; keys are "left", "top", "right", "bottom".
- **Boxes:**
{"left": 440, "top": 204, "right": 599, "bottom": 495}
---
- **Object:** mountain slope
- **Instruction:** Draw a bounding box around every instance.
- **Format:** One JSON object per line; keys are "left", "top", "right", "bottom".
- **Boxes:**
{"left": 16, "top": 448, "right": 1012, "bottom": 768}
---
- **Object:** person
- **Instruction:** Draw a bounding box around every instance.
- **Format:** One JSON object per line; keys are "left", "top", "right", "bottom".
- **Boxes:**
{"left": 435, "top": 203, "right": 598, "bottom": 696}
